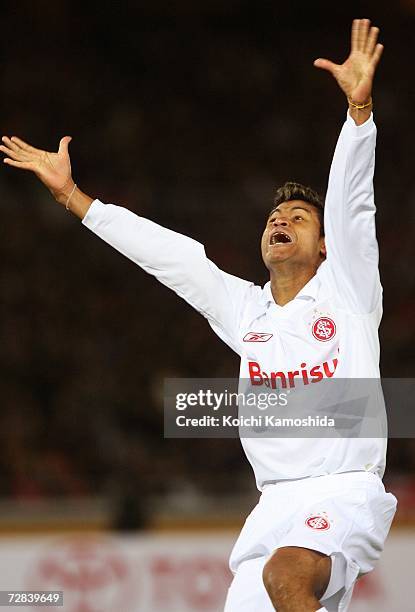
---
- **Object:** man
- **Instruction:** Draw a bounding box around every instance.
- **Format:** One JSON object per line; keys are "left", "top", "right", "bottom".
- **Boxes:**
{"left": 1, "top": 19, "right": 397, "bottom": 612}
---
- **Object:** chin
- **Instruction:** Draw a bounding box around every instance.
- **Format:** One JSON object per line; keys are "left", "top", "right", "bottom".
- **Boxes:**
{"left": 265, "top": 253, "right": 292, "bottom": 267}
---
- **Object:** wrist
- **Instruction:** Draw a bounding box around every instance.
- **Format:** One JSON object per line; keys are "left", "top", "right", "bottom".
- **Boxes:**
{"left": 347, "top": 96, "right": 373, "bottom": 126}
{"left": 347, "top": 95, "right": 373, "bottom": 109}
{"left": 51, "top": 177, "right": 76, "bottom": 206}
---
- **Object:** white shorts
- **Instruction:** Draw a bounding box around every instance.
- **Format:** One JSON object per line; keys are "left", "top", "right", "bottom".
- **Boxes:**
{"left": 224, "top": 471, "right": 397, "bottom": 612}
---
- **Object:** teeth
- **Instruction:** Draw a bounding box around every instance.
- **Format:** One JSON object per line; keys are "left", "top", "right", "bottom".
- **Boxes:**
{"left": 271, "top": 232, "right": 291, "bottom": 245}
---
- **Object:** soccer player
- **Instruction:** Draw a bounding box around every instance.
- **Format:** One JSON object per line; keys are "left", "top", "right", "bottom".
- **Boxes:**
{"left": 1, "top": 18, "right": 397, "bottom": 612}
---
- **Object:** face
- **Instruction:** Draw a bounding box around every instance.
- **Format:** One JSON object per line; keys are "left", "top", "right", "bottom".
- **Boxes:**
{"left": 261, "top": 200, "right": 326, "bottom": 271}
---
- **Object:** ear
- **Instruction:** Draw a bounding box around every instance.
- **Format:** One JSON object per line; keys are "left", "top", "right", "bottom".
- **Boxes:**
{"left": 319, "top": 238, "right": 326, "bottom": 259}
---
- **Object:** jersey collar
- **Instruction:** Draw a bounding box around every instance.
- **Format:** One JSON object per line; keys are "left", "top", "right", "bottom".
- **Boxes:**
{"left": 262, "top": 272, "right": 320, "bottom": 306}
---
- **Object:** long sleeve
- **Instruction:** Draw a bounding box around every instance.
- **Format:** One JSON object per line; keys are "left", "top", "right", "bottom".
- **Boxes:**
{"left": 82, "top": 200, "right": 257, "bottom": 354}
{"left": 321, "top": 112, "right": 381, "bottom": 316}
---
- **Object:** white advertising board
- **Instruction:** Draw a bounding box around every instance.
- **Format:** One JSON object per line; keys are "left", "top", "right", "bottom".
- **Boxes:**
{"left": 0, "top": 530, "right": 411, "bottom": 611}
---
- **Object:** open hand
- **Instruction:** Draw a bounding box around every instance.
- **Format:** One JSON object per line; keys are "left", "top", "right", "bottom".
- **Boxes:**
{"left": 314, "top": 19, "right": 383, "bottom": 104}
{"left": 0, "top": 135, "right": 74, "bottom": 202}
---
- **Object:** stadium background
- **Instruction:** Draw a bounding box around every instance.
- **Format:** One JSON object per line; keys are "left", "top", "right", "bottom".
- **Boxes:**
{"left": 1, "top": 1, "right": 414, "bottom": 610}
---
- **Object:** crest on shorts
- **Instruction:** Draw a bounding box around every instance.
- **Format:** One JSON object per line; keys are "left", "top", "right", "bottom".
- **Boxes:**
{"left": 305, "top": 512, "right": 331, "bottom": 531}
{"left": 312, "top": 317, "right": 336, "bottom": 342}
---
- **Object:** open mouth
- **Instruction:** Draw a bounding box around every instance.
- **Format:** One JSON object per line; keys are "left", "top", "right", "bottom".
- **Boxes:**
{"left": 270, "top": 231, "right": 292, "bottom": 245}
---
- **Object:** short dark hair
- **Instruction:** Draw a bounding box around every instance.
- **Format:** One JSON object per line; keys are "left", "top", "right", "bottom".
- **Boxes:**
{"left": 269, "top": 181, "right": 324, "bottom": 237}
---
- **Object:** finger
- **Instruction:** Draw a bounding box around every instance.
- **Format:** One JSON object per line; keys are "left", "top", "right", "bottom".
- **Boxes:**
{"left": 357, "top": 19, "right": 370, "bottom": 52}
{"left": 313, "top": 58, "right": 340, "bottom": 76}
{"left": 10, "top": 136, "right": 38, "bottom": 153}
{"left": 0, "top": 144, "right": 18, "bottom": 157}
{"left": 0, "top": 145, "right": 30, "bottom": 161}
{"left": 58, "top": 136, "right": 72, "bottom": 156}
{"left": 3, "top": 158, "right": 35, "bottom": 171}
{"left": 366, "top": 26, "right": 379, "bottom": 56}
{"left": 351, "top": 19, "right": 359, "bottom": 52}
{"left": 371, "top": 43, "right": 384, "bottom": 69}
{"left": 2, "top": 136, "right": 21, "bottom": 153}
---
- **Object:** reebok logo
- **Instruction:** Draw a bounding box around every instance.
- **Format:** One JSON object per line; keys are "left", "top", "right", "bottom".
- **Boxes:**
{"left": 243, "top": 332, "right": 273, "bottom": 342}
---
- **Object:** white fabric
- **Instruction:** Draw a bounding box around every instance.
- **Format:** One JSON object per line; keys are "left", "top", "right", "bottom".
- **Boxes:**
{"left": 82, "top": 112, "right": 386, "bottom": 489}
{"left": 224, "top": 472, "right": 397, "bottom": 612}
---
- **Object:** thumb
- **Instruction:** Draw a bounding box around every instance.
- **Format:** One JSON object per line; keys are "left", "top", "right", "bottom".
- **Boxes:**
{"left": 313, "top": 58, "right": 339, "bottom": 76}
{"left": 58, "top": 136, "right": 72, "bottom": 156}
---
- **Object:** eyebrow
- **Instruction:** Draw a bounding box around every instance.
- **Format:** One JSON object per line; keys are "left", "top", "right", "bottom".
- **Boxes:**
{"left": 269, "top": 206, "right": 312, "bottom": 218}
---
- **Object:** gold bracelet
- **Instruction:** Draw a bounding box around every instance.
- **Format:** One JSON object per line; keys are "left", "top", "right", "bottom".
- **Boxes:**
{"left": 65, "top": 183, "right": 77, "bottom": 211}
{"left": 348, "top": 96, "right": 373, "bottom": 110}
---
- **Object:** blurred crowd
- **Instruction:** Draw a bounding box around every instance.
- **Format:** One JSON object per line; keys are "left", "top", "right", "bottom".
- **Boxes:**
{"left": 1, "top": 1, "right": 415, "bottom": 521}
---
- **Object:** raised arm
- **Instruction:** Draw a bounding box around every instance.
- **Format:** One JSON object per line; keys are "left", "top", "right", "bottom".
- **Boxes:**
{"left": 313, "top": 19, "right": 384, "bottom": 315}
{"left": 0, "top": 134, "right": 257, "bottom": 355}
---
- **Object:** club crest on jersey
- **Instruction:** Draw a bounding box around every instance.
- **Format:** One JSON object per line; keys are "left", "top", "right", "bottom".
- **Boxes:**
{"left": 305, "top": 512, "right": 331, "bottom": 531}
{"left": 312, "top": 317, "right": 336, "bottom": 342}
{"left": 243, "top": 332, "right": 273, "bottom": 342}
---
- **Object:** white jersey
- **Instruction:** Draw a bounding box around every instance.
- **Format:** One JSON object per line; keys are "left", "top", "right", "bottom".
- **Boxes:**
{"left": 82, "top": 112, "right": 386, "bottom": 489}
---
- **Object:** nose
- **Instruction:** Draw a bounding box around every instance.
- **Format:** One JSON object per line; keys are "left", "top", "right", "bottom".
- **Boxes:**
{"left": 273, "top": 217, "right": 289, "bottom": 227}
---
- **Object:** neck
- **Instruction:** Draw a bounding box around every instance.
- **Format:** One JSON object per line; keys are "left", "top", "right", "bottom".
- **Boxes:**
{"left": 269, "top": 263, "right": 319, "bottom": 306}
